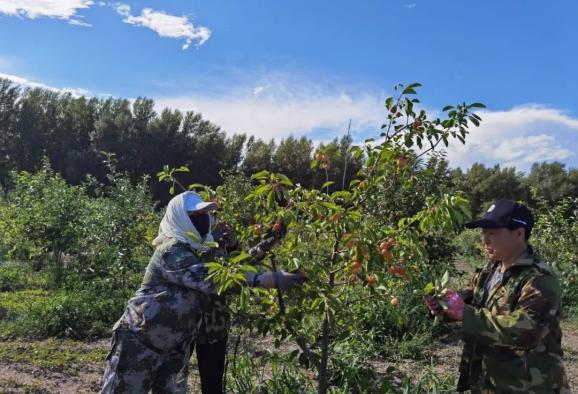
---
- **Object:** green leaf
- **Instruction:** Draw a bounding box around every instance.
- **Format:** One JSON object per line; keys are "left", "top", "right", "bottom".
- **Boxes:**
{"left": 205, "top": 262, "right": 222, "bottom": 271}
{"left": 277, "top": 173, "right": 294, "bottom": 186}
{"left": 441, "top": 270, "right": 450, "bottom": 288}
{"left": 188, "top": 183, "right": 206, "bottom": 190}
{"left": 423, "top": 282, "right": 435, "bottom": 296}
{"left": 468, "top": 116, "right": 480, "bottom": 127}
{"left": 251, "top": 170, "right": 269, "bottom": 181}
{"left": 185, "top": 230, "right": 201, "bottom": 242}
{"left": 321, "top": 202, "right": 340, "bottom": 211}
{"left": 267, "top": 191, "right": 275, "bottom": 208}
{"left": 321, "top": 181, "right": 334, "bottom": 189}
{"left": 231, "top": 252, "right": 251, "bottom": 264}
{"left": 406, "top": 82, "right": 422, "bottom": 90}
{"left": 470, "top": 102, "right": 486, "bottom": 108}
{"left": 239, "top": 264, "right": 257, "bottom": 272}
{"left": 385, "top": 97, "right": 394, "bottom": 109}
{"left": 253, "top": 184, "right": 271, "bottom": 196}
{"left": 204, "top": 241, "right": 219, "bottom": 249}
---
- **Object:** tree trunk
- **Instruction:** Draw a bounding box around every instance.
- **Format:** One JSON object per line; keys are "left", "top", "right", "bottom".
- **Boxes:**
{"left": 318, "top": 267, "right": 335, "bottom": 394}
{"left": 53, "top": 246, "right": 63, "bottom": 287}
{"left": 317, "top": 313, "right": 330, "bottom": 394}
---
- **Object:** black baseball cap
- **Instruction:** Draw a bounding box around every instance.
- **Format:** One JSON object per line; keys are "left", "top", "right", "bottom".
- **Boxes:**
{"left": 465, "top": 199, "right": 534, "bottom": 236}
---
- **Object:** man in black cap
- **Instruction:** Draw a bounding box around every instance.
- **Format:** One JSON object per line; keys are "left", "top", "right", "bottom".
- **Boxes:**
{"left": 426, "top": 199, "right": 570, "bottom": 393}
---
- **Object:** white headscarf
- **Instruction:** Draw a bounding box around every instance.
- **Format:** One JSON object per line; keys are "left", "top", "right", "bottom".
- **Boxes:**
{"left": 152, "top": 191, "right": 215, "bottom": 251}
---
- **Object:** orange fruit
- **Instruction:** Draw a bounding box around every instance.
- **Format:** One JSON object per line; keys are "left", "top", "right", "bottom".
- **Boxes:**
{"left": 367, "top": 275, "right": 377, "bottom": 286}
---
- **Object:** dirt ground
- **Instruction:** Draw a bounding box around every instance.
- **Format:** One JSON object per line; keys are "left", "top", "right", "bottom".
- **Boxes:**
{"left": 0, "top": 322, "right": 576, "bottom": 393}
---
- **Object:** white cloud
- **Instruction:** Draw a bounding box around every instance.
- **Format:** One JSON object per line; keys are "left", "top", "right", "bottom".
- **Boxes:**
{"left": 0, "top": 0, "right": 93, "bottom": 26}
{"left": 114, "top": 4, "right": 211, "bottom": 49}
{"left": 494, "top": 135, "right": 573, "bottom": 167}
{"left": 445, "top": 105, "right": 578, "bottom": 171}
{"left": 155, "top": 75, "right": 577, "bottom": 171}
{"left": 113, "top": 2, "right": 129, "bottom": 16}
{"left": 155, "top": 81, "right": 384, "bottom": 141}
{"left": 0, "top": 72, "right": 92, "bottom": 97}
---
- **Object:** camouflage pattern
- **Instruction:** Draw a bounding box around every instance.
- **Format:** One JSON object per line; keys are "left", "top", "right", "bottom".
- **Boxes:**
{"left": 101, "top": 327, "right": 191, "bottom": 393}
{"left": 458, "top": 249, "right": 571, "bottom": 393}
{"left": 101, "top": 238, "right": 215, "bottom": 393}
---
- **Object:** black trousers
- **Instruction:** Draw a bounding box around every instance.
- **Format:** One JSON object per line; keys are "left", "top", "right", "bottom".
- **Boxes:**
{"left": 193, "top": 337, "right": 227, "bottom": 394}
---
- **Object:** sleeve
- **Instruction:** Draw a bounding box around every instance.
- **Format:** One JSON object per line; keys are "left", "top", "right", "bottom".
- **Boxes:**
{"left": 160, "top": 246, "right": 216, "bottom": 294}
{"left": 462, "top": 273, "right": 560, "bottom": 349}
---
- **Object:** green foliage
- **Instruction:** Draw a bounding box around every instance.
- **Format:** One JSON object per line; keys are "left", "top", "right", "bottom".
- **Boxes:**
{"left": 1, "top": 160, "right": 88, "bottom": 284}
{"left": 0, "top": 159, "right": 159, "bottom": 338}
{"left": 451, "top": 163, "right": 528, "bottom": 216}
{"left": 227, "top": 352, "right": 312, "bottom": 394}
{"left": 0, "top": 157, "right": 159, "bottom": 290}
{"left": 525, "top": 162, "right": 578, "bottom": 204}
{"left": 452, "top": 228, "right": 487, "bottom": 268}
{"left": 6, "top": 284, "right": 131, "bottom": 339}
{"left": 531, "top": 197, "right": 578, "bottom": 315}
{"left": 0, "top": 289, "right": 50, "bottom": 337}
{"left": 71, "top": 158, "right": 159, "bottom": 290}
{"left": 0, "top": 264, "right": 49, "bottom": 292}
{"left": 400, "top": 365, "right": 456, "bottom": 394}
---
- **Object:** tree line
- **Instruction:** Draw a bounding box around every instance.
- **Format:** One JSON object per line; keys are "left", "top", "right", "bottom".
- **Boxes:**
{"left": 1, "top": 77, "right": 576, "bottom": 212}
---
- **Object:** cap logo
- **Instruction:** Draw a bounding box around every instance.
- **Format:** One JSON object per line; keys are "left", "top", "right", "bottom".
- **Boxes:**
{"left": 512, "top": 219, "right": 527, "bottom": 225}
{"left": 487, "top": 204, "right": 495, "bottom": 213}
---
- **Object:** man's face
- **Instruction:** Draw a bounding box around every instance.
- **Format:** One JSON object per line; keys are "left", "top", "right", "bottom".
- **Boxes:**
{"left": 481, "top": 227, "right": 525, "bottom": 262}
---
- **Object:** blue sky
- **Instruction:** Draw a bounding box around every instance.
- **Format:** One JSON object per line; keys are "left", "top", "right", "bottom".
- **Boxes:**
{"left": 1, "top": 0, "right": 577, "bottom": 171}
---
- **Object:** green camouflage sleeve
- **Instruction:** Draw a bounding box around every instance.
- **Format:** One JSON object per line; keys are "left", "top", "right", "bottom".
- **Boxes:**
{"left": 462, "top": 273, "right": 560, "bottom": 349}
{"left": 161, "top": 248, "right": 216, "bottom": 294}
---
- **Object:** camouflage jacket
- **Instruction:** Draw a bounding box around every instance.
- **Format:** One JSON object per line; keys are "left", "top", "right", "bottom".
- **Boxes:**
{"left": 458, "top": 249, "right": 570, "bottom": 393}
{"left": 113, "top": 238, "right": 215, "bottom": 352}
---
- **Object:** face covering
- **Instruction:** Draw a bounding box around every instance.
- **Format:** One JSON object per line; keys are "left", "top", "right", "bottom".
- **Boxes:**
{"left": 189, "top": 213, "right": 210, "bottom": 238}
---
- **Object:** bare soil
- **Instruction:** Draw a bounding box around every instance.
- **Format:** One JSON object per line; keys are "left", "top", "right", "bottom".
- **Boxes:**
{"left": 0, "top": 326, "right": 576, "bottom": 393}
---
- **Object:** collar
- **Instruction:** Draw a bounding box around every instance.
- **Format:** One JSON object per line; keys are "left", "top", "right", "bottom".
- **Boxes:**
{"left": 503, "top": 249, "right": 534, "bottom": 271}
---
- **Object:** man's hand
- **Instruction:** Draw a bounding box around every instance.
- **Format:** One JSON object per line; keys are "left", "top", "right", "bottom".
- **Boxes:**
{"left": 442, "top": 289, "right": 465, "bottom": 321}
{"left": 425, "top": 295, "right": 444, "bottom": 316}
{"left": 424, "top": 289, "right": 465, "bottom": 321}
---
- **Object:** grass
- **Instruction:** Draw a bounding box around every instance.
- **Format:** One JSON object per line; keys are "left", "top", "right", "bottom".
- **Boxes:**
{"left": 0, "top": 289, "right": 50, "bottom": 337}
{"left": 0, "top": 378, "right": 53, "bottom": 394}
{"left": 0, "top": 263, "right": 50, "bottom": 292}
{"left": 0, "top": 338, "right": 108, "bottom": 375}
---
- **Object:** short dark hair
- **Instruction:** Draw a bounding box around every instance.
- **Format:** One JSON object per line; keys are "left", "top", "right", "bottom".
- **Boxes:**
{"left": 507, "top": 224, "right": 531, "bottom": 241}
